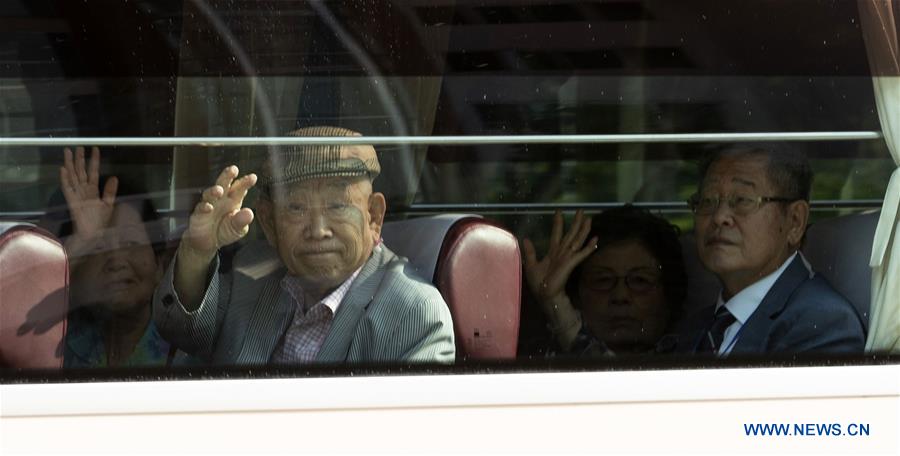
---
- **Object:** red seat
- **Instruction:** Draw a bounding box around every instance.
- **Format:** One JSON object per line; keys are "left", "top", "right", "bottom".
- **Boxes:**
{"left": 0, "top": 223, "right": 68, "bottom": 369}
{"left": 382, "top": 215, "right": 521, "bottom": 360}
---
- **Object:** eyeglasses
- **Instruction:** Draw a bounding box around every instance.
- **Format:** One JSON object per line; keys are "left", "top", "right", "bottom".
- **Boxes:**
{"left": 687, "top": 193, "right": 800, "bottom": 216}
{"left": 588, "top": 272, "right": 660, "bottom": 294}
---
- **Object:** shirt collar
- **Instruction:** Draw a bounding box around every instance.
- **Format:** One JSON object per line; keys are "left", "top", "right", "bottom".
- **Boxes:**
{"left": 715, "top": 251, "right": 801, "bottom": 325}
{"left": 281, "top": 265, "right": 364, "bottom": 315}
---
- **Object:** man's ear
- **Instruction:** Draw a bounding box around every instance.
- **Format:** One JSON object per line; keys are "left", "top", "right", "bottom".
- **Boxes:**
{"left": 256, "top": 198, "right": 278, "bottom": 247}
{"left": 786, "top": 199, "right": 810, "bottom": 248}
{"left": 368, "top": 191, "right": 386, "bottom": 241}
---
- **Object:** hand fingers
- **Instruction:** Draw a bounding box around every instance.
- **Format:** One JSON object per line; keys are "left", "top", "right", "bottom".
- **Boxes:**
{"left": 225, "top": 173, "right": 257, "bottom": 203}
{"left": 187, "top": 201, "right": 215, "bottom": 243}
{"left": 202, "top": 185, "right": 225, "bottom": 205}
{"left": 74, "top": 146, "right": 88, "bottom": 183}
{"left": 194, "top": 200, "right": 214, "bottom": 214}
{"left": 548, "top": 241, "right": 595, "bottom": 293}
{"left": 572, "top": 236, "right": 599, "bottom": 265}
{"left": 559, "top": 209, "right": 583, "bottom": 251}
{"left": 221, "top": 208, "right": 254, "bottom": 242}
{"left": 63, "top": 148, "right": 77, "bottom": 186}
{"left": 191, "top": 201, "right": 215, "bottom": 221}
{"left": 522, "top": 238, "right": 538, "bottom": 269}
{"left": 88, "top": 147, "right": 101, "bottom": 186}
{"left": 214, "top": 165, "right": 239, "bottom": 191}
{"left": 204, "top": 172, "right": 255, "bottom": 214}
{"left": 188, "top": 201, "right": 215, "bottom": 235}
{"left": 59, "top": 167, "right": 76, "bottom": 202}
{"left": 229, "top": 208, "right": 255, "bottom": 232}
{"left": 101, "top": 176, "right": 118, "bottom": 206}
{"left": 549, "top": 209, "right": 563, "bottom": 247}
{"left": 570, "top": 212, "right": 592, "bottom": 252}
{"left": 521, "top": 239, "right": 546, "bottom": 296}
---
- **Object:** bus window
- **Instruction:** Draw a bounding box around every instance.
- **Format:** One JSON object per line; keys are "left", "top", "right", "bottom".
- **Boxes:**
{"left": 0, "top": 0, "right": 896, "bottom": 378}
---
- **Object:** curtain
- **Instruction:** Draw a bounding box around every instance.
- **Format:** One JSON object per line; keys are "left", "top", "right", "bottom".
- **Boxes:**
{"left": 171, "top": 1, "right": 452, "bottom": 216}
{"left": 170, "top": 0, "right": 309, "bottom": 217}
{"left": 858, "top": 0, "right": 900, "bottom": 352}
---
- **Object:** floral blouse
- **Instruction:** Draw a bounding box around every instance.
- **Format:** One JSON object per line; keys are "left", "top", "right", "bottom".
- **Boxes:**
{"left": 64, "top": 310, "right": 170, "bottom": 368}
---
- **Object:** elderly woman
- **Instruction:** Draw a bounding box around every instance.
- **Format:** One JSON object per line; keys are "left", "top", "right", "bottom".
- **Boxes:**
{"left": 44, "top": 147, "right": 170, "bottom": 368}
{"left": 523, "top": 205, "right": 687, "bottom": 356}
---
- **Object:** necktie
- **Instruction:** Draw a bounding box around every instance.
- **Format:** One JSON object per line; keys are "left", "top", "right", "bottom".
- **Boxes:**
{"left": 700, "top": 306, "right": 737, "bottom": 354}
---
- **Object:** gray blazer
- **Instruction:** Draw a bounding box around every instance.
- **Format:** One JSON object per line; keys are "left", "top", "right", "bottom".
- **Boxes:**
{"left": 152, "top": 242, "right": 455, "bottom": 365}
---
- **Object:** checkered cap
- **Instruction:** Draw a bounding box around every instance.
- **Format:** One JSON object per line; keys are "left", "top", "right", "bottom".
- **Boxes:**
{"left": 259, "top": 126, "right": 380, "bottom": 194}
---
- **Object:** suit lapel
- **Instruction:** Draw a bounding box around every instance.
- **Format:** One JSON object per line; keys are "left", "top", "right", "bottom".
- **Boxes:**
{"left": 731, "top": 255, "right": 809, "bottom": 354}
{"left": 235, "top": 273, "right": 294, "bottom": 364}
{"left": 316, "top": 246, "right": 393, "bottom": 363}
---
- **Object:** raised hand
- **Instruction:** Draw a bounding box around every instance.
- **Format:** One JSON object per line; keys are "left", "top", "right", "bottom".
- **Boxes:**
{"left": 174, "top": 166, "right": 257, "bottom": 311}
{"left": 522, "top": 209, "right": 598, "bottom": 314}
{"left": 60, "top": 146, "right": 118, "bottom": 239}
{"left": 180, "top": 166, "right": 258, "bottom": 261}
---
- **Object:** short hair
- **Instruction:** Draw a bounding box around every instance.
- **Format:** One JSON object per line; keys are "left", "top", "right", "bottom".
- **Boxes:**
{"left": 698, "top": 143, "right": 813, "bottom": 201}
{"left": 567, "top": 205, "right": 687, "bottom": 327}
{"left": 42, "top": 177, "right": 167, "bottom": 257}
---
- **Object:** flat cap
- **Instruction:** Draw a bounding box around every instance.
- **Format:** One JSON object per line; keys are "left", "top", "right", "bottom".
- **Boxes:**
{"left": 258, "top": 126, "right": 380, "bottom": 193}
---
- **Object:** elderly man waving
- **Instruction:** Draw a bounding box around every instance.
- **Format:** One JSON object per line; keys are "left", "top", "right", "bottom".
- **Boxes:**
{"left": 153, "top": 126, "right": 454, "bottom": 365}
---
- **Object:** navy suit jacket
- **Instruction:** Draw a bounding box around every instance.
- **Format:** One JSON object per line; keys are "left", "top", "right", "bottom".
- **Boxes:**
{"left": 677, "top": 255, "right": 866, "bottom": 355}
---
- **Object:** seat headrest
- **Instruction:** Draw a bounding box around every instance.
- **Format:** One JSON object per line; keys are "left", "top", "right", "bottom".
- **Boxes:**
{"left": 382, "top": 215, "right": 521, "bottom": 360}
{"left": 0, "top": 223, "right": 68, "bottom": 369}
{"left": 381, "top": 214, "right": 475, "bottom": 282}
{"left": 679, "top": 233, "right": 721, "bottom": 316}
{"left": 802, "top": 210, "right": 879, "bottom": 329}
{"left": 434, "top": 218, "right": 521, "bottom": 360}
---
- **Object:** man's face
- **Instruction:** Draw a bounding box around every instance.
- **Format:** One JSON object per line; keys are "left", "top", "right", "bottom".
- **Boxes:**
{"left": 694, "top": 154, "right": 807, "bottom": 295}
{"left": 260, "top": 177, "right": 385, "bottom": 294}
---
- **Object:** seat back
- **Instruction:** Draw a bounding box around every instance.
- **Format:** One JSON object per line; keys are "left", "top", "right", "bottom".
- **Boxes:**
{"left": 802, "top": 211, "right": 879, "bottom": 329}
{"left": 0, "top": 223, "right": 68, "bottom": 368}
{"left": 382, "top": 215, "right": 521, "bottom": 360}
{"left": 679, "top": 232, "right": 722, "bottom": 317}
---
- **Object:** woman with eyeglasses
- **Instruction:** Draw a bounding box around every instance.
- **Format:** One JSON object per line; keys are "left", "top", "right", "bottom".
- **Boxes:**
{"left": 523, "top": 205, "right": 687, "bottom": 356}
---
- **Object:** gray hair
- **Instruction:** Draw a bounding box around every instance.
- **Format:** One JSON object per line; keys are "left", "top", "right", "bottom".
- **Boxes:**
{"left": 698, "top": 142, "right": 813, "bottom": 201}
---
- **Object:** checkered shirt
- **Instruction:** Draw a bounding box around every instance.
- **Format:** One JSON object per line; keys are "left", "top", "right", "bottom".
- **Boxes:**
{"left": 271, "top": 267, "right": 362, "bottom": 364}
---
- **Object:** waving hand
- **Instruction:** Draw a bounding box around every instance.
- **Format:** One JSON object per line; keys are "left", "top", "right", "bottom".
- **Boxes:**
{"left": 522, "top": 209, "right": 598, "bottom": 309}
{"left": 522, "top": 210, "right": 598, "bottom": 349}
{"left": 59, "top": 146, "right": 118, "bottom": 239}
{"left": 181, "top": 165, "right": 258, "bottom": 261}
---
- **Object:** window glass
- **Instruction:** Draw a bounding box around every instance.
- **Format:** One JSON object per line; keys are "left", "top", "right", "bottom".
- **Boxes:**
{"left": 1, "top": 0, "right": 893, "bottom": 377}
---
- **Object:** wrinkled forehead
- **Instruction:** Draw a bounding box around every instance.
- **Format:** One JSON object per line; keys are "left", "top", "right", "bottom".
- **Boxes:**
{"left": 702, "top": 153, "right": 772, "bottom": 191}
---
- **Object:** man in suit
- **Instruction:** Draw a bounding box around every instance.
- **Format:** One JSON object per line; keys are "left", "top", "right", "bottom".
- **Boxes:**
{"left": 153, "top": 126, "right": 455, "bottom": 365}
{"left": 678, "top": 143, "right": 865, "bottom": 355}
